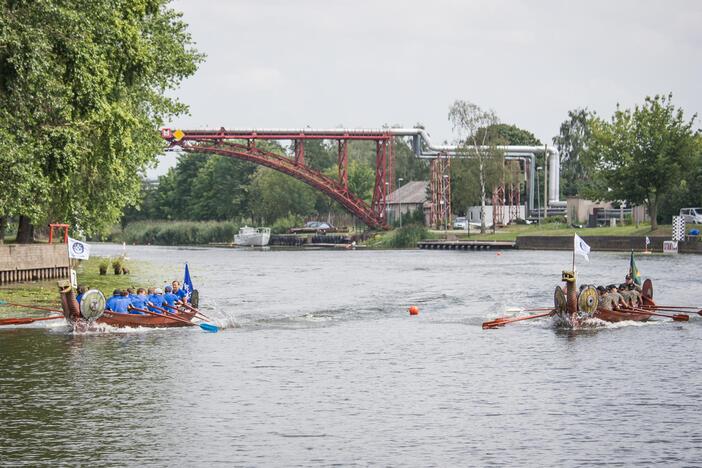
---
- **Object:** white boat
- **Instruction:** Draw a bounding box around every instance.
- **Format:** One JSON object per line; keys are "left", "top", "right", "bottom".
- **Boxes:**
{"left": 234, "top": 226, "right": 271, "bottom": 246}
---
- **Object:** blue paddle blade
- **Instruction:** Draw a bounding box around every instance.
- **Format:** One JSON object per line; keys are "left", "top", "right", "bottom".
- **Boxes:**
{"left": 199, "top": 322, "right": 219, "bottom": 333}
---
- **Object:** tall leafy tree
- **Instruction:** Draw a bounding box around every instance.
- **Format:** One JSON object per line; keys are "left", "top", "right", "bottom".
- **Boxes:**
{"left": 0, "top": 0, "right": 202, "bottom": 240}
{"left": 585, "top": 94, "right": 698, "bottom": 230}
{"left": 448, "top": 100, "right": 503, "bottom": 233}
{"left": 248, "top": 168, "right": 318, "bottom": 223}
{"left": 553, "top": 109, "right": 592, "bottom": 197}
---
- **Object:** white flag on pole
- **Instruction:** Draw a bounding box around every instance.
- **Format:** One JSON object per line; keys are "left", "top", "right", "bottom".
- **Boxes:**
{"left": 67, "top": 237, "right": 91, "bottom": 260}
{"left": 574, "top": 234, "right": 590, "bottom": 262}
{"left": 645, "top": 236, "right": 651, "bottom": 246}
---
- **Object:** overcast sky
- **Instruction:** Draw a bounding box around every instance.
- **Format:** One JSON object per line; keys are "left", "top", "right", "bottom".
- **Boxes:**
{"left": 157, "top": 0, "right": 701, "bottom": 174}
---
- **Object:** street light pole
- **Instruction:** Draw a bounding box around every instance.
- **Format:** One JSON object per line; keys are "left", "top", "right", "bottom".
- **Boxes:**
{"left": 397, "top": 178, "right": 404, "bottom": 229}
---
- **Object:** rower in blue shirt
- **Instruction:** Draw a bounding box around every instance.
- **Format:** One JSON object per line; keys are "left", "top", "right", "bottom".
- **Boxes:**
{"left": 129, "top": 288, "right": 149, "bottom": 314}
{"left": 105, "top": 289, "right": 122, "bottom": 311}
{"left": 147, "top": 287, "right": 166, "bottom": 312}
{"left": 172, "top": 280, "right": 188, "bottom": 303}
{"left": 76, "top": 285, "right": 87, "bottom": 304}
{"left": 163, "top": 285, "right": 179, "bottom": 308}
{"left": 111, "top": 290, "right": 131, "bottom": 314}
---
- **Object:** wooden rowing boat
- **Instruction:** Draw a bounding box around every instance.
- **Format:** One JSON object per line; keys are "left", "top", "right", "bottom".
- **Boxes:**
{"left": 58, "top": 280, "right": 196, "bottom": 329}
{"left": 554, "top": 274, "right": 654, "bottom": 327}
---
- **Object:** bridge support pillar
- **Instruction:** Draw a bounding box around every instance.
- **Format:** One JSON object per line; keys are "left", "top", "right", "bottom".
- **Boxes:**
{"left": 294, "top": 139, "right": 305, "bottom": 165}
{"left": 371, "top": 139, "right": 390, "bottom": 223}
{"left": 430, "top": 154, "right": 451, "bottom": 229}
{"left": 337, "top": 139, "right": 348, "bottom": 192}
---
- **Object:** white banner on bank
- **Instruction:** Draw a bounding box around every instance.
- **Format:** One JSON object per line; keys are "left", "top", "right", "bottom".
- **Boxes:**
{"left": 67, "top": 237, "right": 91, "bottom": 260}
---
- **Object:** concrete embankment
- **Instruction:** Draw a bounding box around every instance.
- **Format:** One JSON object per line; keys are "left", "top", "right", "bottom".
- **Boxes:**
{"left": 516, "top": 236, "right": 702, "bottom": 254}
{"left": 0, "top": 244, "right": 70, "bottom": 284}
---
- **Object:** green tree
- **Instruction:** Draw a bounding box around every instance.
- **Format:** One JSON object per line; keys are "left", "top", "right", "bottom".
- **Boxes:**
{"left": 0, "top": 1, "right": 202, "bottom": 240}
{"left": 248, "top": 168, "right": 317, "bottom": 223}
{"left": 585, "top": 94, "right": 698, "bottom": 230}
{"left": 487, "top": 123, "right": 541, "bottom": 146}
{"left": 553, "top": 109, "right": 592, "bottom": 197}
{"left": 188, "top": 156, "right": 256, "bottom": 221}
{"left": 448, "top": 100, "right": 503, "bottom": 233}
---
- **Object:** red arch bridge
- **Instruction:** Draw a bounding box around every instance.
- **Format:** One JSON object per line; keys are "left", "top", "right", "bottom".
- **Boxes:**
{"left": 161, "top": 128, "right": 561, "bottom": 230}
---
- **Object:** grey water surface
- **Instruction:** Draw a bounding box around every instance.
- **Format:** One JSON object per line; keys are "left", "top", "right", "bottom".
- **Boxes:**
{"left": 1, "top": 244, "right": 701, "bottom": 467}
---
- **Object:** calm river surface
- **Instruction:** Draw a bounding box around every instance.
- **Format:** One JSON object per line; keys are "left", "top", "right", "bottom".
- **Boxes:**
{"left": 1, "top": 245, "right": 701, "bottom": 467}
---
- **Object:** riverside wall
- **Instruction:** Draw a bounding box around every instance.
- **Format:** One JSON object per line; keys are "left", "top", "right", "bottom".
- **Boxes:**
{"left": 516, "top": 236, "right": 702, "bottom": 254}
{"left": 0, "top": 244, "right": 70, "bottom": 284}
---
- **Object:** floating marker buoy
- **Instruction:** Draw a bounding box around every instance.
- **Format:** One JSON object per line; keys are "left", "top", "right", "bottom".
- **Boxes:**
{"left": 496, "top": 252, "right": 502, "bottom": 256}
{"left": 409, "top": 305, "right": 419, "bottom": 316}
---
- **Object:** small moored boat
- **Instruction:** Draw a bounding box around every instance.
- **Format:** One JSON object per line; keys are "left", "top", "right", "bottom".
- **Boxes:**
{"left": 234, "top": 226, "right": 271, "bottom": 247}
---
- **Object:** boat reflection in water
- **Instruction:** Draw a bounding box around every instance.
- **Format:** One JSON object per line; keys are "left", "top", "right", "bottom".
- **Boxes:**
{"left": 234, "top": 226, "right": 271, "bottom": 247}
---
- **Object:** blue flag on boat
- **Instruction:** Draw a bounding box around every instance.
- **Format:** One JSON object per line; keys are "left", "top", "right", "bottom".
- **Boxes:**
{"left": 183, "top": 263, "right": 194, "bottom": 300}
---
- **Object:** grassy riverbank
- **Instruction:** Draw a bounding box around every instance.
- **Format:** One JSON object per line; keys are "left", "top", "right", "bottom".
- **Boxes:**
{"left": 0, "top": 257, "right": 159, "bottom": 315}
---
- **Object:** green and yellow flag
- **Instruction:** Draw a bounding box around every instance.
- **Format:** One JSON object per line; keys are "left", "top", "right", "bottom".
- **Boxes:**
{"left": 629, "top": 251, "right": 642, "bottom": 285}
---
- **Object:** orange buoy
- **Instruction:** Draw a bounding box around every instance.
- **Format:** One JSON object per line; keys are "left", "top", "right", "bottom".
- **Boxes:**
{"left": 409, "top": 305, "right": 419, "bottom": 316}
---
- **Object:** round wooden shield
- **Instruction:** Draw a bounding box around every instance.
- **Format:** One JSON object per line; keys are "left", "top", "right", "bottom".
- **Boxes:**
{"left": 80, "top": 289, "right": 106, "bottom": 321}
{"left": 554, "top": 286, "right": 567, "bottom": 313}
{"left": 642, "top": 278, "right": 653, "bottom": 299}
{"left": 190, "top": 289, "right": 200, "bottom": 309}
{"left": 578, "top": 286, "right": 599, "bottom": 315}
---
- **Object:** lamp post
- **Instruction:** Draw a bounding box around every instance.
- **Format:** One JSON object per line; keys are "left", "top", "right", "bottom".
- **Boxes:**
{"left": 397, "top": 178, "right": 404, "bottom": 228}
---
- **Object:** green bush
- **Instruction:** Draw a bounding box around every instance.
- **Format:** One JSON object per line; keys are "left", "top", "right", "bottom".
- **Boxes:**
{"left": 543, "top": 215, "right": 567, "bottom": 224}
{"left": 271, "top": 213, "right": 304, "bottom": 234}
{"left": 369, "top": 224, "right": 434, "bottom": 249}
{"left": 122, "top": 221, "right": 239, "bottom": 245}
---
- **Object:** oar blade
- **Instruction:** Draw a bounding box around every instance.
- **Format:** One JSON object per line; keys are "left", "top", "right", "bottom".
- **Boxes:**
{"left": 673, "top": 314, "right": 689, "bottom": 322}
{"left": 199, "top": 322, "right": 219, "bottom": 333}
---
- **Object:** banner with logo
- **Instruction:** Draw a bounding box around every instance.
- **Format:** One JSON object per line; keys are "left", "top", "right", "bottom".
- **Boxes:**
{"left": 67, "top": 237, "right": 91, "bottom": 260}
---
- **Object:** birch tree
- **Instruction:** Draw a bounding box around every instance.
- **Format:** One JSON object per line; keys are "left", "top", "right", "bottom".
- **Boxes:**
{"left": 448, "top": 100, "right": 500, "bottom": 233}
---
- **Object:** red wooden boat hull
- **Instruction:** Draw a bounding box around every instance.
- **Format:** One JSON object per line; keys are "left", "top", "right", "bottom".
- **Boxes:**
{"left": 593, "top": 295, "right": 655, "bottom": 323}
{"left": 97, "top": 310, "right": 196, "bottom": 328}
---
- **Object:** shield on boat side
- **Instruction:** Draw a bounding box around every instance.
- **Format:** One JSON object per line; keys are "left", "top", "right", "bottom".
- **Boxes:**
{"left": 80, "top": 289, "right": 106, "bottom": 321}
{"left": 642, "top": 279, "right": 653, "bottom": 299}
{"left": 578, "top": 286, "right": 599, "bottom": 315}
{"left": 554, "top": 286, "right": 567, "bottom": 314}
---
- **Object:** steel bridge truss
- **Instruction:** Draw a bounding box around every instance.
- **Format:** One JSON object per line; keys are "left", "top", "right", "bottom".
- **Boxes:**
{"left": 430, "top": 154, "right": 451, "bottom": 229}
{"left": 162, "top": 129, "right": 394, "bottom": 229}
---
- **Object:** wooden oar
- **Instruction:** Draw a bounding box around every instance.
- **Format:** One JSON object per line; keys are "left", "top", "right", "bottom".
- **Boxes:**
{"left": 641, "top": 305, "right": 702, "bottom": 316}
{"left": 620, "top": 307, "right": 688, "bottom": 322}
{"left": 482, "top": 311, "right": 555, "bottom": 329}
{"left": 144, "top": 304, "right": 219, "bottom": 333}
{"left": 0, "top": 300, "right": 63, "bottom": 314}
{"left": 164, "top": 302, "right": 209, "bottom": 321}
{"left": 177, "top": 301, "right": 212, "bottom": 321}
{"left": 0, "top": 315, "right": 66, "bottom": 326}
{"left": 646, "top": 307, "right": 702, "bottom": 316}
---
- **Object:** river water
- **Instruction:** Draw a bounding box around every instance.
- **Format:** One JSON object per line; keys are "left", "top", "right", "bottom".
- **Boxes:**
{"left": 1, "top": 244, "right": 701, "bottom": 467}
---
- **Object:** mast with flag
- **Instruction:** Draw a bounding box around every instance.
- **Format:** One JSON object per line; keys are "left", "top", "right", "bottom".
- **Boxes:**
{"left": 573, "top": 234, "right": 591, "bottom": 271}
{"left": 629, "top": 251, "right": 642, "bottom": 285}
{"left": 183, "top": 263, "right": 194, "bottom": 301}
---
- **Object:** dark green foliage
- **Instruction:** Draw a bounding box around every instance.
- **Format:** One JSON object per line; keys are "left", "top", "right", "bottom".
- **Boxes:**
{"left": 387, "top": 224, "right": 432, "bottom": 248}
{"left": 122, "top": 221, "right": 238, "bottom": 245}
{"left": 584, "top": 93, "right": 698, "bottom": 230}
{"left": 0, "top": 1, "right": 203, "bottom": 237}
{"left": 553, "top": 109, "right": 592, "bottom": 197}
